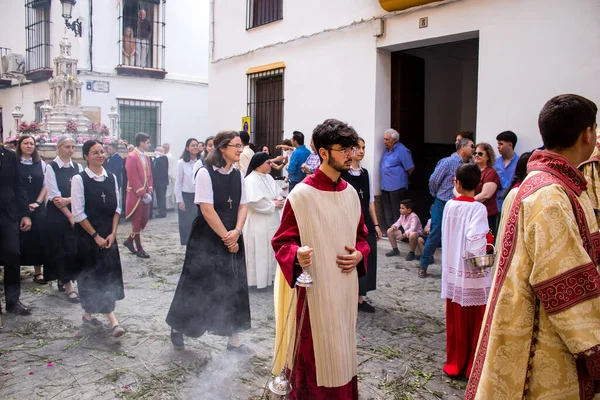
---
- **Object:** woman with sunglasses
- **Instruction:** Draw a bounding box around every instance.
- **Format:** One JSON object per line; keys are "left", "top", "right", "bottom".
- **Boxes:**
{"left": 472, "top": 142, "right": 501, "bottom": 236}
{"left": 166, "top": 130, "right": 252, "bottom": 354}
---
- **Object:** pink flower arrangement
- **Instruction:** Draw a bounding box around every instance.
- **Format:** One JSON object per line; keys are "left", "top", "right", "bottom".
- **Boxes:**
{"left": 76, "top": 137, "right": 84, "bottom": 144}
{"left": 65, "top": 119, "right": 78, "bottom": 134}
{"left": 88, "top": 122, "right": 111, "bottom": 136}
{"left": 17, "top": 121, "right": 42, "bottom": 134}
{"left": 51, "top": 137, "right": 59, "bottom": 143}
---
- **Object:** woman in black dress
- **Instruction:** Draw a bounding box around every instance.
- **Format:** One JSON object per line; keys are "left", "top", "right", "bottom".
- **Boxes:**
{"left": 341, "top": 137, "right": 382, "bottom": 313}
{"left": 71, "top": 140, "right": 125, "bottom": 337}
{"left": 44, "top": 134, "right": 83, "bottom": 302}
{"left": 16, "top": 135, "right": 47, "bottom": 284}
{"left": 166, "top": 130, "right": 252, "bottom": 353}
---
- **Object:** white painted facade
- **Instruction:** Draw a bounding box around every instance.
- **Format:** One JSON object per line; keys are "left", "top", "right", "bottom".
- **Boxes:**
{"left": 209, "top": 0, "right": 600, "bottom": 192}
{"left": 0, "top": 0, "right": 209, "bottom": 157}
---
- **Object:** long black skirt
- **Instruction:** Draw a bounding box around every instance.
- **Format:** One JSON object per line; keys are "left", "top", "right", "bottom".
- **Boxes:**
{"left": 178, "top": 192, "right": 196, "bottom": 245}
{"left": 20, "top": 205, "right": 46, "bottom": 266}
{"left": 77, "top": 238, "right": 125, "bottom": 314}
{"left": 359, "top": 231, "right": 377, "bottom": 296}
{"left": 166, "top": 217, "right": 251, "bottom": 337}
{"left": 44, "top": 218, "right": 78, "bottom": 283}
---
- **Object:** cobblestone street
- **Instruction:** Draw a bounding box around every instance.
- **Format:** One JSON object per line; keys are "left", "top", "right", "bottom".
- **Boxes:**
{"left": 0, "top": 212, "right": 466, "bottom": 399}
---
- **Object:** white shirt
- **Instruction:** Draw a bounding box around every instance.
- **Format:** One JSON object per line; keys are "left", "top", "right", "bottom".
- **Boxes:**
{"left": 235, "top": 146, "right": 254, "bottom": 175}
{"left": 193, "top": 158, "right": 204, "bottom": 184}
{"left": 348, "top": 166, "right": 375, "bottom": 204}
{"left": 175, "top": 159, "right": 197, "bottom": 202}
{"left": 195, "top": 165, "right": 247, "bottom": 205}
{"left": 20, "top": 157, "right": 47, "bottom": 186}
{"left": 71, "top": 167, "right": 121, "bottom": 223}
{"left": 44, "top": 156, "right": 83, "bottom": 200}
{"left": 136, "top": 149, "right": 147, "bottom": 167}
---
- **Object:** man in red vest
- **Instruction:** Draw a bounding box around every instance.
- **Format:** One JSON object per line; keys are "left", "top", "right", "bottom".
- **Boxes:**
{"left": 123, "top": 132, "right": 153, "bottom": 258}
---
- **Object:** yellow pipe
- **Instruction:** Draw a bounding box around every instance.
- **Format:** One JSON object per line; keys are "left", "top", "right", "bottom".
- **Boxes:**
{"left": 379, "top": 0, "right": 441, "bottom": 12}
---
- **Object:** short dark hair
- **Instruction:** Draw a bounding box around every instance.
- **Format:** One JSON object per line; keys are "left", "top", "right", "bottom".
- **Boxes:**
{"left": 239, "top": 131, "right": 250, "bottom": 145}
{"left": 180, "top": 137, "right": 199, "bottom": 162}
{"left": 456, "top": 131, "right": 474, "bottom": 141}
{"left": 496, "top": 131, "right": 518, "bottom": 149}
{"left": 292, "top": 131, "right": 305, "bottom": 146}
{"left": 107, "top": 142, "right": 119, "bottom": 150}
{"left": 135, "top": 132, "right": 150, "bottom": 147}
{"left": 400, "top": 199, "right": 414, "bottom": 211}
{"left": 282, "top": 139, "right": 292, "bottom": 147}
{"left": 539, "top": 94, "right": 598, "bottom": 150}
{"left": 455, "top": 164, "right": 481, "bottom": 191}
{"left": 456, "top": 138, "right": 474, "bottom": 151}
{"left": 82, "top": 139, "right": 104, "bottom": 162}
{"left": 312, "top": 119, "right": 358, "bottom": 161}
{"left": 204, "top": 130, "right": 240, "bottom": 168}
{"left": 16, "top": 134, "right": 41, "bottom": 163}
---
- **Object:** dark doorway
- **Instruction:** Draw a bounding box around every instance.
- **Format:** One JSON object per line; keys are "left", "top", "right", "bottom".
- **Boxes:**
{"left": 390, "top": 38, "right": 479, "bottom": 223}
{"left": 0, "top": 108, "right": 3, "bottom": 143}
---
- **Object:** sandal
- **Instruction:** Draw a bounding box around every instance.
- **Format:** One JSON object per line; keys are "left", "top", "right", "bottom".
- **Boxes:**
{"left": 226, "top": 343, "right": 254, "bottom": 355}
{"left": 418, "top": 268, "right": 428, "bottom": 278}
{"left": 66, "top": 291, "right": 81, "bottom": 303}
{"left": 81, "top": 316, "right": 103, "bottom": 329}
{"left": 111, "top": 325, "right": 125, "bottom": 338}
{"left": 33, "top": 274, "right": 46, "bottom": 285}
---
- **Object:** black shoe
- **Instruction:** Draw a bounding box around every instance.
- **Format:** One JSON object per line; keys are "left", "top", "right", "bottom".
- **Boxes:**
{"left": 358, "top": 301, "right": 376, "bottom": 313}
{"left": 156, "top": 214, "right": 167, "bottom": 218}
{"left": 405, "top": 252, "right": 416, "bottom": 261}
{"left": 385, "top": 248, "right": 400, "bottom": 257}
{"left": 57, "top": 282, "right": 66, "bottom": 292}
{"left": 170, "top": 328, "right": 184, "bottom": 349}
{"left": 123, "top": 240, "right": 137, "bottom": 254}
{"left": 82, "top": 316, "right": 103, "bottom": 329}
{"left": 6, "top": 302, "right": 32, "bottom": 315}
{"left": 136, "top": 250, "right": 150, "bottom": 259}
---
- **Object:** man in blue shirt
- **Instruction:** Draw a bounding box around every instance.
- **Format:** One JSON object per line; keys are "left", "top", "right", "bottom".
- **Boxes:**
{"left": 380, "top": 129, "right": 415, "bottom": 230}
{"left": 493, "top": 131, "right": 519, "bottom": 212}
{"left": 287, "top": 131, "right": 311, "bottom": 192}
{"left": 418, "top": 138, "right": 474, "bottom": 278}
{"left": 104, "top": 142, "right": 124, "bottom": 188}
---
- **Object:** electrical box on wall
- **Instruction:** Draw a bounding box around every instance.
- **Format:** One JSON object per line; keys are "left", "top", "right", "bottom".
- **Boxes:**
{"left": 373, "top": 18, "right": 385, "bottom": 38}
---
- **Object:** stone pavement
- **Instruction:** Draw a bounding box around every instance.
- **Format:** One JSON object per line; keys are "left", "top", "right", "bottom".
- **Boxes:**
{"left": 0, "top": 212, "right": 466, "bottom": 399}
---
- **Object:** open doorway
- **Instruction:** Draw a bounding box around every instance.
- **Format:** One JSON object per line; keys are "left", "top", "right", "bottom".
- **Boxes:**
{"left": 390, "top": 37, "right": 479, "bottom": 222}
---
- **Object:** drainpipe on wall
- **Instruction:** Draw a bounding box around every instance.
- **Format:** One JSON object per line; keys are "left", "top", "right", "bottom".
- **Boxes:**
{"left": 209, "top": 0, "right": 215, "bottom": 62}
{"left": 88, "top": 0, "right": 93, "bottom": 71}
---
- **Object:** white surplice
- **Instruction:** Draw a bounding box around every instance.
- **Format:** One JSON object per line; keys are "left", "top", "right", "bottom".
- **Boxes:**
{"left": 243, "top": 170, "right": 283, "bottom": 289}
{"left": 441, "top": 197, "right": 491, "bottom": 307}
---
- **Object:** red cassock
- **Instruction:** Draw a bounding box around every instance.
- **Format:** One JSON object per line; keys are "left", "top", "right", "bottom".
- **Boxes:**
{"left": 271, "top": 170, "right": 370, "bottom": 400}
{"left": 125, "top": 150, "right": 153, "bottom": 233}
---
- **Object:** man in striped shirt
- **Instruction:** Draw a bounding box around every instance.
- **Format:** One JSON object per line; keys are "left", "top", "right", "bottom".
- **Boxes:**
{"left": 417, "top": 138, "right": 474, "bottom": 278}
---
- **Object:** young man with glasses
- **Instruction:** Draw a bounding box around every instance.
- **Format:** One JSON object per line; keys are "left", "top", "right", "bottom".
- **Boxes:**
{"left": 272, "top": 119, "right": 370, "bottom": 399}
{"left": 418, "top": 138, "right": 474, "bottom": 278}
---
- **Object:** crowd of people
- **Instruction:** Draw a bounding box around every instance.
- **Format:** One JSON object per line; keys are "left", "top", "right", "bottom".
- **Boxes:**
{"left": 0, "top": 92, "right": 599, "bottom": 399}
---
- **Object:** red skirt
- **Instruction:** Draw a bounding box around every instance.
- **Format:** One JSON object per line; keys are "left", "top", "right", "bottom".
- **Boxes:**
{"left": 443, "top": 298, "right": 485, "bottom": 378}
{"left": 289, "top": 287, "right": 358, "bottom": 400}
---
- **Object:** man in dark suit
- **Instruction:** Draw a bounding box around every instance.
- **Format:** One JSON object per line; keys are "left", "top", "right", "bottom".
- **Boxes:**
{"left": 104, "top": 143, "right": 124, "bottom": 188}
{"left": 152, "top": 146, "right": 169, "bottom": 218}
{"left": 0, "top": 145, "right": 32, "bottom": 316}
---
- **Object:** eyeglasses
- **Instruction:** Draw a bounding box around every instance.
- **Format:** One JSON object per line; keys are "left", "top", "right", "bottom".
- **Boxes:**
{"left": 330, "top": 147, "right": 357, "bottom": 156}
{"left": 227, "top": 144, "right": 244, "bottom": 149}
{"left": 474, "top": 151, "right": 485, "bottom": 157}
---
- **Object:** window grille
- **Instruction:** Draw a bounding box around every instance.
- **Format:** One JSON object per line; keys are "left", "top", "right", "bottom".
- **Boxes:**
{"left": 34, "top": 100, "right": 43, "bottom": 123}
{"left": 117, "top": 99, "right": 162, "bottom": 147}
{"left": 247, "top": 0, "right": 283, "bottom": 29}
{"left": 118, "top": 0, "right": 166, "bottom": 70}
{"left": 25, "top": 0, "right": 52, "bottom": 74}
{"left": 247, "top": 68, "right": 284, "bottom": 156}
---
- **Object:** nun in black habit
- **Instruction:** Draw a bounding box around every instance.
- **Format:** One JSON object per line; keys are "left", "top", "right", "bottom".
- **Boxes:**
{"left": 166, "top": 130, "right": 252, "bottom": 354}
{"left": 16, "top": 135, "right": 48, "bottom": 283}
{"left": 341, "top": 137, "right": 382, "bottom": 313}
{"left": 71, "top": 140, "right": 125, "bottom": 337}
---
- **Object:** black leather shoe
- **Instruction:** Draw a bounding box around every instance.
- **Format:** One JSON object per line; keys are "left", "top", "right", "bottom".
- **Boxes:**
{"left": 6, "top": 302, "right": 32, "bottom": 315}
{"left": 136, "top": 250, "right": 150, "bottom": 259}
{"left": 170, "top": 328, "right": 184, "bottom": 349}
{"left": 358, "top": 301, "right": 376, "bottom": 313}
{"left": 123, "top": 240, "right": 137, "bottom": 254}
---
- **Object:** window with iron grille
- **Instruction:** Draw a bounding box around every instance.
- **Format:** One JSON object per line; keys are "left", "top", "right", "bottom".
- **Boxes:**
{"left": 117, "top": 99, "right": 162, "bottom": 147}
{"left": 247, "top": 68, "right": 284, "bottom": 156}
{"left": 34, "top": 100, "right": 43, "bottom": 123}
{"left": 247, "top": 0, "right": 283, "bottom": 29}
{"left": 118, "top": 0, "right": 166, "bottom": 70}
{"left": 25, "top": 0, "right": 52, "bottom": 74}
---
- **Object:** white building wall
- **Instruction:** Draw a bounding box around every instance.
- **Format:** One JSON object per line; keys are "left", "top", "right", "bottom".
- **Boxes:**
{"left": 210, "top": 0, "right": 600, "bottom": 193}
{"left": 0, "top": 0, "right": 209, "bottom": 158}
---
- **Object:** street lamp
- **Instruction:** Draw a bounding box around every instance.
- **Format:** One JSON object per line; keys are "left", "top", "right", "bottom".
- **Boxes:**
{"left": 11, "top": 105, "right": 23, "bottom": 131}
{"left": 40, "top": 98, "right": 53, "bottom": 131}
{"left": 108, "top": 105, "right": 119, "bottom": 140}
{"left": 60, "top": 0, "right": 82, "bottom": 37}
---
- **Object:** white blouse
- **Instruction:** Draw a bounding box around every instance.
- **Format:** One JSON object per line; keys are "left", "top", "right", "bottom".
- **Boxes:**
{"left": 44, "top": 156, "right": 83, "bottom": 200}
{"left": 195, "top": 165, "right": 247, "bottom": 205}
{"left": 175, "top": 159, "right": 197, "bottom": 202}
{"left": 71, "top": 167, "right": 121, "bottom": 223}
